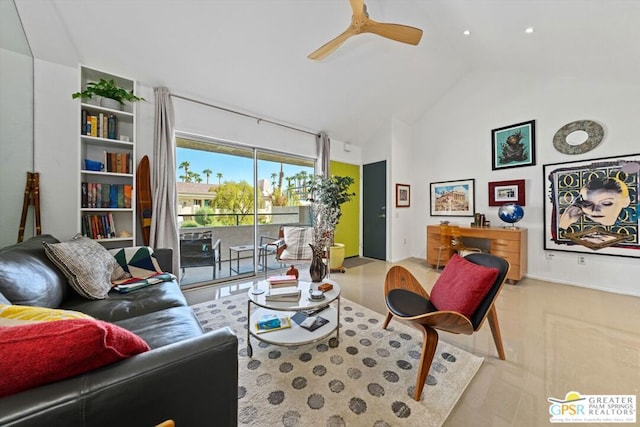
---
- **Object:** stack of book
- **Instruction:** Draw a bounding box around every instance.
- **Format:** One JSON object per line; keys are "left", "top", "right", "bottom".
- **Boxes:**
{"left": 265, "top": 286, "right": 301, "bottom": 302}
{"left": 267, "top": 275, "right": 298, "bottom": 288}
{"left": 81, "top": 182, "right": 132, "bottom": 208}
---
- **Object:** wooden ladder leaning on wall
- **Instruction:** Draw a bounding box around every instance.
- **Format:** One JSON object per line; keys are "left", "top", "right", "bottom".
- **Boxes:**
{"left": 18, "top": 171, "right": 42, "bottom": 243}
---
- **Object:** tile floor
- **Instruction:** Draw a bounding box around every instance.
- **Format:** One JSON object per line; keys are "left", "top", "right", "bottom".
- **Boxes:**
{"left": 184, "top": 257, "right": 640, "bottom": 426}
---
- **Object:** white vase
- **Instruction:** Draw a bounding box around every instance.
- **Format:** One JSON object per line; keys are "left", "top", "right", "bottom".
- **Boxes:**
{"left": 99, "top": 97, "right": 122, "bottom": 111}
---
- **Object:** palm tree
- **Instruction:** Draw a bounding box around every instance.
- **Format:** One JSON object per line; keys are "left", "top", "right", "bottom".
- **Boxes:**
{"left": 178, "top": 161, "right": 190, "bottom": 182}
{"left": 278, "top": 163, "right": 284, "bottom": 192}
{"left": 270, "top": 172, "right": 277, "bottom": 188}
{"left": 216, "top": 172, "right": 223, "bottom": 185}
{"left": 202, "top": 168, "right": 212, "bottom": 184}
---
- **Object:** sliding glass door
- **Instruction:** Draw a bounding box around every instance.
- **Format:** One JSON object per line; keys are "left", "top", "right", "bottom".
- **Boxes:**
{"left": 176, "top": 134, "right": 314, "bottom": 288}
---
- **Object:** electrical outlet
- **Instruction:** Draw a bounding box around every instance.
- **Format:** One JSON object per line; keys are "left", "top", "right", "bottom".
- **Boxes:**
{"left": 578, "top": 255, "right": 586, "bottom": 265}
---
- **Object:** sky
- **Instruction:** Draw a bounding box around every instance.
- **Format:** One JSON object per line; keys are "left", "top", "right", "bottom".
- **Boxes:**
{"left": 176, "top": 147, "right": 314, "bottom": 185}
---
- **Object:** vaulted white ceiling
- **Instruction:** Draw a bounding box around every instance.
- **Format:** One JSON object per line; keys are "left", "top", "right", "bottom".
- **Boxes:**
{"left": 15, "top": 0, "right": 640, "bottom": 145}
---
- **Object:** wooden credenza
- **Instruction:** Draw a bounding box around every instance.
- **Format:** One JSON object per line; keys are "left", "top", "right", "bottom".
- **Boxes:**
{"left": 426, "top": 225, "right": 528, "bottom": 283}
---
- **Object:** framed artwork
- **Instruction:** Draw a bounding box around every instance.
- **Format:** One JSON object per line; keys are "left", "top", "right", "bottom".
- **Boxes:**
{"left": 543, "top": 153, "right": 640, "bottom": 257}
{"left": 395, "top": 183, "right": 410, "bottom": 207}
{"left": 491, "top": 120, "right": 536, "bottom": 170}
{"left": 488, "top": 179, "right": 526, "bottom": 206}
{"left": 430, "top": 179, "right": 475, "bottom": 217}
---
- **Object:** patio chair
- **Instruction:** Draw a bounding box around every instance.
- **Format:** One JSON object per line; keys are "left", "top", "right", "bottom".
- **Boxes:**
{"left": 257, "top": 235, "right": 284, "bottom": 272}
{"left": 179, "top": 230, "right": 222, "bottom": 279}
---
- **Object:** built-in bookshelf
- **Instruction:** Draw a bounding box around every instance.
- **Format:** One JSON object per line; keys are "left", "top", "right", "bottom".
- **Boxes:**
{"left": 78, "top": 65, "right": 136, "bottom": 249}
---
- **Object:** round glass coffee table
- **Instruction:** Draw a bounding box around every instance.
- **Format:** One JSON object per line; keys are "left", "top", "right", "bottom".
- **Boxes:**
{"left": 246, "top": 279, "right": 341, "bottom": 358}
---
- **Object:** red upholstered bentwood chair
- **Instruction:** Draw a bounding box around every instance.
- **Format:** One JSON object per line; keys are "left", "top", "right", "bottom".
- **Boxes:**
{"left": 382, "top": 253, "right": 510, "bottom": 401}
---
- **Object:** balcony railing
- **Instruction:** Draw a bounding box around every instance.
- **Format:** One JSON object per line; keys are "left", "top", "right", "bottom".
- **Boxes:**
{"left": 177, "top": 207, "right": 311, "bottom": 287}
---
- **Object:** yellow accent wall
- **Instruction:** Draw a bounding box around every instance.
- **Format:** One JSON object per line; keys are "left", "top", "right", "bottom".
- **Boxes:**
{"left": 330, "top": 161, "right": 360, "bottom": 258}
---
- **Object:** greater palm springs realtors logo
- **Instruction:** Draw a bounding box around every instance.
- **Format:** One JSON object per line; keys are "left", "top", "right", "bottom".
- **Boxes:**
{"left": 548, "top": 391, "right": 636, "bottom": 423}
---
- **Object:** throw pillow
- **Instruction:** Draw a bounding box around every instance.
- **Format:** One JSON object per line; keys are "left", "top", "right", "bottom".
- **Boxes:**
{"left": 43, "top": 235, "right": 130, "bottom": 300}
{"left": 280, "top": 227, "right": 313, "bottom": 260}
{"left": 0, "top": 318, "right": 149, "bottom": 397}
{"left": 108, "top": 246, "right": 163, "bottom": 278}
{"left": 429, "top": 254, "right": 500, "bottom": 319}
{"left": 108, "top": 246, "right": 176, "bottom": 293}
{"left": 0, "top": 304, "right": 92, "bottom": 327}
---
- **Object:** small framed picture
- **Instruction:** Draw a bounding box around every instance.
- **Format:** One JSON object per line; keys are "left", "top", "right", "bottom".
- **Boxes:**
{"left": 430, "top": 179, "right": 475, "bottom": 217}
{"left": 396, "top": 183, "right": 410, "bottom": 207}
{"left": 488, "top": 179, "right": 525, "bottom": 206}
{"left": 491, "top": 120, "right": 536, "bottom": 170}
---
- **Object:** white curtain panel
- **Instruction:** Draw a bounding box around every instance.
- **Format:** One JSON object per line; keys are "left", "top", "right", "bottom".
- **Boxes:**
{"left": 315, "top": 131, "right": 330, "bottom": 177}
{"left": 151, "top": 87, "right": 180, "bottom": 274}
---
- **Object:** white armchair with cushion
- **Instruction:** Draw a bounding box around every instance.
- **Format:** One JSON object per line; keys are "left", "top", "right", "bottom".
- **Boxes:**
{"left": 274, "top": 226, "right": 314, "bottom": 265}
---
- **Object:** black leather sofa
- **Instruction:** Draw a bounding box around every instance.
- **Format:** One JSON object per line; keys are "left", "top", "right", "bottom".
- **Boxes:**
{"left": 0, "top": 235, "right": 238, "bottom": 427}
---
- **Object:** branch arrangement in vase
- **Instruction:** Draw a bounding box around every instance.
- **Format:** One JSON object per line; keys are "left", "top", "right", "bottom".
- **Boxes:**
{"left": 308, "top": 175, "right": 355, "bottom": 249}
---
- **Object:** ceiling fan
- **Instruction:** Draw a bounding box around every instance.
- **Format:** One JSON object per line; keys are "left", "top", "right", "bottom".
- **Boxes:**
{"left": 308, "top": 0, "right": 423, "bottom": 60}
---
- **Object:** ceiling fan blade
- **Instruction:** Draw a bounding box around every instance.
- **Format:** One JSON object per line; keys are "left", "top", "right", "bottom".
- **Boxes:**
{"left": 349, "top": 0, "right": 365, "bottom": 18}
{"left": 364, "top": 20, "right": 423, "bottom": 45}
{"left": 308, "top": 28, "right": 357, "bottom": 60}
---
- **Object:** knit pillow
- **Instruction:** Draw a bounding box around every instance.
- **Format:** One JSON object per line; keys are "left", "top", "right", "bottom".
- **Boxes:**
{"left": 0, "top": 318, "right": 149, "bottom": 397}
{"left": 43, "top": 236, "right": 129, "bottom": 300}
{"left": 429, "top": 254, "right": 499, "bottom": 319}
{"left": 280, "top": 227, "right": 313, "bottom": 261}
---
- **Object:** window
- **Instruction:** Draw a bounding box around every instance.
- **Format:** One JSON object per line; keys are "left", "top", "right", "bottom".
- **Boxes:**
{"left": 175, "top": 134, "right": 315, "bottom": 286}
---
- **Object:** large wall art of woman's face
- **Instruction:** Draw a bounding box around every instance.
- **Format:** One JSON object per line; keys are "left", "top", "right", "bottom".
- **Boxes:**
{"left": 559, "top": 177, "right": 631, "bottom": 229}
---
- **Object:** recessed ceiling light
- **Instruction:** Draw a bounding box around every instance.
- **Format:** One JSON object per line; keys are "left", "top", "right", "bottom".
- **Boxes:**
{"left": 463, "top": 30, "right": 471, "bottom": 36}
{"left": 525, "top": 27, "right": 535, "bottom": 34}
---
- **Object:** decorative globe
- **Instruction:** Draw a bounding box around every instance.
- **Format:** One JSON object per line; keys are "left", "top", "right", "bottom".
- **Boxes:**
{"left": 498, "top": 203, "right": 524, "bottom": 228}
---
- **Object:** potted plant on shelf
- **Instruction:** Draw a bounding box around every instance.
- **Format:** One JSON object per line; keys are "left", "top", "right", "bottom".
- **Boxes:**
{"left": 308, "top": 175, "right": 355, "bottom": 281}
{"left": 72, "top": 78, "right": 144, "bottom": 110}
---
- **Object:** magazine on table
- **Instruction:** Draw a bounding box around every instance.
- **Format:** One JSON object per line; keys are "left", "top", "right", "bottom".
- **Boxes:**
{"left": 291, "top": 312, "right": 329, "bottom": 332}
{"left": 255, "top": 314, "right": 292, "bottom": 334}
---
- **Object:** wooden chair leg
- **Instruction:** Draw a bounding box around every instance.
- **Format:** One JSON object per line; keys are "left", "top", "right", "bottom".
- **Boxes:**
{"left": 382, "top": 312, "right": 393, "bottom": 329}
{"left": 414, "top": 325, "right": 439, "bottom": 401}
{"left": 487, "top": 305, "right": 506, "bottom": 360}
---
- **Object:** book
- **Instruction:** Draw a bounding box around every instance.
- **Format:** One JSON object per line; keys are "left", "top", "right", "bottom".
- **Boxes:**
{"left": 268, "top": 274, "right": 298, "bottom": 287}
{"left": 291, "top": 312, "right": 329, "bottom": 332}
{"left": 81, "top": 109, "right": 87, "bottom": 135}
{"left": 123, "top": 184, "right": 132, "bottom": 208}
{"left": 255, "top": 314, "right": 292, "bottom": 334}
{"left": 90, "top": 116, "right": 98, "bottom": 137}
{"left": 101, "top": 183, "right": 110, "bottom": 208}
{"left": 109, "top": 185, "right": 118, "bottom": 208}
{"left": 81, "top": 182, "right": 88, "bottom": 208}
{"left": 117, "top": 184, "right": 124, "bottom": 208}
{"left": 265, "top": 287, "right": 301, "bottom": 302}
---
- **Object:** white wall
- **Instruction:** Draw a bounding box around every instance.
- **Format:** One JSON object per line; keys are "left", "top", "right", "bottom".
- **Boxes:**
{"left": 412, "top": 69, "right": 640, "bottom": 296}
{"left": 389, "top": 118, "right": 413, "bottom": 262}
{"left": 30, "top": 63, "right": 364, "bottom": 245}
{"left": 0, "top": 48, "right": 33, "bottom": 246}
{"left": 33, "top": 59, "right": 78, "bottom": 241}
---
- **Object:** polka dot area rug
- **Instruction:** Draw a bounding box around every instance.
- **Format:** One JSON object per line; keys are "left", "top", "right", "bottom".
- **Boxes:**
{"left": 192, "top": 293, "right": 483, "bottom": 426}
